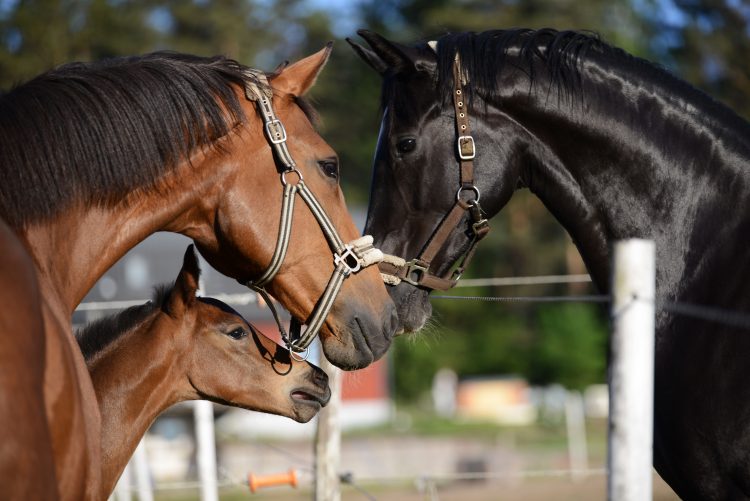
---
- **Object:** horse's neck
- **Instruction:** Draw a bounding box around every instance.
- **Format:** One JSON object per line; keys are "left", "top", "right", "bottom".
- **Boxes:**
{"left": 20, "top": 153, "right": 224, "bottom": 313}
{"left": 497, "top": 60, "right": 750, "bottom": 295}
{"left": 87, "top": 318, "right": 183, "bottom": 497}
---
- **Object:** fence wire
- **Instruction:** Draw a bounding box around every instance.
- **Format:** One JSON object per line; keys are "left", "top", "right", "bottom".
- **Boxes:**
{"left": 433, "top": 291, "right": 750, "bottom": 331}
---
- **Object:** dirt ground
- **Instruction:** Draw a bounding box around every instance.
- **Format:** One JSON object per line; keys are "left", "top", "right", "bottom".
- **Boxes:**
{"left": 157, "top": 471, "right": 679, "bottom": 500}
{"left": 350, "top": 473, "right": 679, "bottom": 501}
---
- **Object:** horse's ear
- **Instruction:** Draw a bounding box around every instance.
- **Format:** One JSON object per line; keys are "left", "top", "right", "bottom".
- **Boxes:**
{"left": 166, "top": 245, "right": 201, "bottom": 317}
{"left": 270, "top": 43, "right": 332, "bottom": 97}
{"left": 346, "top": 37, "right": 388, "bottom": 75}
{"left": 354, "top": 30, "right": 426, "bottom": 74}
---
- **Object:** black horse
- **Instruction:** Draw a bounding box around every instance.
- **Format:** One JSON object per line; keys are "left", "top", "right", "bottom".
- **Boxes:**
{"left": 349, "top": 29, "right": 750, "bottom": 500}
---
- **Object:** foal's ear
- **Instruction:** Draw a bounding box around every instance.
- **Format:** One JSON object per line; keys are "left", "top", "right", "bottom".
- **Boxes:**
{"left": 271, "top": 43, "right": 332, "bottom": 97}
{"left": 166, "top": 245, "right": 201, "bottom": 317}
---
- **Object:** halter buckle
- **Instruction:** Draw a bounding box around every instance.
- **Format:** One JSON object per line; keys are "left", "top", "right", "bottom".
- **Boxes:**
{"left": 457, "top": 135, "right": 476, "bottom": 160}
{"left": 402, "top": 259, "right": 428, "bottom": 287}
{"left": 265, "top": 119, "right": 288, "bottom": 144}
{"left": 334, "top": 244, "right": 362, "bottom": 275}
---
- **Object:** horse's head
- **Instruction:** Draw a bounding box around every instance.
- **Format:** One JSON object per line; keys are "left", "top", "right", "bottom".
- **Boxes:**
{"left": 166, "top": 247, "right": 331, "bottom": 423}
{"left": 348, "top": 31, "right": 521, "bottom": 332}
{"left": 191, "top": 46, "right": 398, "bottom": 369}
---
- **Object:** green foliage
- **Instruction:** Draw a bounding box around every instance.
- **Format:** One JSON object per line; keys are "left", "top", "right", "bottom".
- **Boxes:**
{"left": 529, "top": 303, "right": 607, "bottom": 390}
{"left": 645, "top": 0, "right": 750, "bottom": 120}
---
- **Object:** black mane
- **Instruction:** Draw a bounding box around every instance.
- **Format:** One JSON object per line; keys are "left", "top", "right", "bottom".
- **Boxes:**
{"left": 427, "top": 28, "right": 621, "bottom": 108}
{"left": 75, "top": 284, "right": 171, "bottom": 362}
{"left": 0, "top": 52, "right": 262, "bottom": 228}
{"left": 423, "top": 28, "right": 748, "bottom": 130}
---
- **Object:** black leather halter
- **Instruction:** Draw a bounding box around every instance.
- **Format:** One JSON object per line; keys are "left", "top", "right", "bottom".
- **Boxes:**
{"left": 378, "top": 56, "right": 490, "bottom": 291}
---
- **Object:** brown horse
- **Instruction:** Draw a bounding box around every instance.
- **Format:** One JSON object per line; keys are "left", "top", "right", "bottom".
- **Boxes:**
{"left": 0, "top": 47, "right": 396, "bottom": 499}
{"left": 77, "top": 246, "right": 330, "bottom": 499}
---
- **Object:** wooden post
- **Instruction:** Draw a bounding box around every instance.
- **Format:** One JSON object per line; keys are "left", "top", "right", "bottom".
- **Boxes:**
{"left": 314, "top": 356, "right": 342, "bottom": 501}
{"left": 608, "top": 239, "right": 655, "bottom": 501}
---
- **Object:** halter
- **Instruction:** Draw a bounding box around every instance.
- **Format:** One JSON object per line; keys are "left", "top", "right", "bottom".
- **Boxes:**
{"left": 378, "top": 55, "right": 490, "bottom": 291}
{"left": 242, "top": 71, "right": 383, "bottom": 359}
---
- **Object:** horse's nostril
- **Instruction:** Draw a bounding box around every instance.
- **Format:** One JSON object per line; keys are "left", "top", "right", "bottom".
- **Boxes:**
{"left": 311, "top": 368, "right": 328, "bottom": 388}
{"left": 385, "top": 305, "right": 400, "bottom": 340}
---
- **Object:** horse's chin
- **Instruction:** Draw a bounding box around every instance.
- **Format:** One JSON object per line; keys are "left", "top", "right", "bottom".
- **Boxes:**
{"left": 320, "top": 328, "right": 378, "bottom": 371}
{"left": 388, "top": 283, "right": 432, "bottom": 333}
{"left": 318, "top": 299, "right": 398, "bottom": 370}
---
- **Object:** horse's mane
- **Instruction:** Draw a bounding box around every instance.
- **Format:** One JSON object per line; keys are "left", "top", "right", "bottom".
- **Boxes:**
{"left": 75, "top": 284, "right": 171, "bottom": 362}
{"left": 0, "top": 52, "right": 261, "bottom": 228}
{"left": 424, "top": 28, "right": 749, "bottom": 133}
{"left": 428, "top": 28, "right": 613, "bottom": 107}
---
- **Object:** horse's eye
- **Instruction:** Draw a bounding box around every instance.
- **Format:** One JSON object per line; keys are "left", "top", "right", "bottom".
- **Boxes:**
{"left": 397, "top": 138, "right": 416, "bottom": 154}
{"left": 318, "top": 159, "right": 338, "bottom": 179}
{"left": 226, "top": 327, "right": 247, "bottom": 340}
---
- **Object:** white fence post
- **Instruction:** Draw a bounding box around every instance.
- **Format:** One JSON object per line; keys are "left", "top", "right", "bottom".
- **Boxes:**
{"left": 314, "top": 356, "right": 342, "bottom": 501}
{"left": 194, "top": 276, "right": 219, "bottom": 501}
{"left": 194, "top": 400, "right": 219, "bottom": 501}
{"left": 608, "top": 239, "right": 655, "bottom": 501}
{"left": 132, "top": 438, "right": 154, "bottom": 501}
{"left": 112, "top": 460, "right": 133, "bottom": 501}
{"left": 565, "top": 390, "right": 588, "bottom": 481}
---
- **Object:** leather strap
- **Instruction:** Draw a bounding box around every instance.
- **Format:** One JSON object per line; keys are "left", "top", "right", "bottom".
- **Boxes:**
{"left": 377, "top": 55, "right": 490, "bottom": 291}
{"left": 242, "top": 73, "right": 384, "bottom": 354}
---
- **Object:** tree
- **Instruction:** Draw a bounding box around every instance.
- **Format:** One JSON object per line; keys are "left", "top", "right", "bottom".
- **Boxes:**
{"left": 646, "top": 0, "right": 750, "bottom": 120}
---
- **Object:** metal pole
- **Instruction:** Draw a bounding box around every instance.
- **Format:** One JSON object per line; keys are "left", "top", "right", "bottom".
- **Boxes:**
{"left": 194, "top": 400, "right": 219, "bottom": 501}
{"left": 314, "top": 356, "right": 342, "bottom": 501}
{"left": 608, "top": 239, "right": 655, "bottom": 501}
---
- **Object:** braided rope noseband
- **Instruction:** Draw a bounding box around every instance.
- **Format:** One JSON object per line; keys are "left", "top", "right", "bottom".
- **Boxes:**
{"left": 242, "top": 70, "right": 383, "bottom": 360}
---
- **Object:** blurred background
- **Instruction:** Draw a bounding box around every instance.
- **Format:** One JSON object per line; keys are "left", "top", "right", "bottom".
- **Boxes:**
{"left": 3, "top": 0, "right": 748, "bottom": 499}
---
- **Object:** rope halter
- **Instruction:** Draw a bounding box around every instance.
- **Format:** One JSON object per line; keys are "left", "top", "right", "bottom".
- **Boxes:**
{"left": 241, "top": 70, "right": 383, "bottom": 359}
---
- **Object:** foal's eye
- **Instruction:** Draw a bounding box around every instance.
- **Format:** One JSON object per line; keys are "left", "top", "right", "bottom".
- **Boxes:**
{"left": 318, "top": 159, "right": 339, "bottom": 179}
{"left": 396, "top": 138, "right": 416, "bottom": 154}
{"left": 226, "top": 327, "right": 247, "bottom": 340}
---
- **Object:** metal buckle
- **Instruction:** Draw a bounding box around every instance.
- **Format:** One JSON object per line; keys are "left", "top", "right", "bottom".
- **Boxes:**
{"left": 457, "top": 135, "right": 476, "bottom": 160}
{"left": 334, "top": 245, "right": 362, "bottom": 275}
{"left": 265, "top": 119, "right": 287, "bottom": 144}
{"left": 402, "top": 260, "right": 428, "bottom": 286}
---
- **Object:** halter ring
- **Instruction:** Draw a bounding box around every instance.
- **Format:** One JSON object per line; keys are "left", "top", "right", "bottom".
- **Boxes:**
{"left": 281, "top": 168, "right": 303, "bottom": 186}
{"left": 456, "top": 185, "right": 481, "bottom": 204}
{"left": 289, "top": 344, "right": 310, "bottom": 362}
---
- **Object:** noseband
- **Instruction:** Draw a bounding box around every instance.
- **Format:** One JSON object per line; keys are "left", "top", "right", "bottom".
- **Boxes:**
{"left": 242, "top": 71, "right": 383, "bottom": 359}
{"left": 378, "top": 56, "right": 490, "bottom": 291}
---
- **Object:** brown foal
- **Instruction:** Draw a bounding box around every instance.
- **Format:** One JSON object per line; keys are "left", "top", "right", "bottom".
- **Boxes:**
{"left": 78, "top": 247, "right": 330, "bottom": 499}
